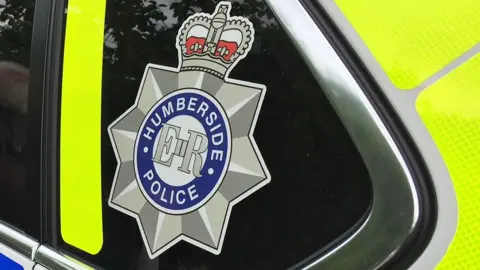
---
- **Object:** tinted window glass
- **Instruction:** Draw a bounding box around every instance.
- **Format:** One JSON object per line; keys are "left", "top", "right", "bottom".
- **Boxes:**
{"left": 0, "top": 0, "right": 35, "bottom": 231}
{"left": 57, "top": 0, "right": 372, "bottom": 269}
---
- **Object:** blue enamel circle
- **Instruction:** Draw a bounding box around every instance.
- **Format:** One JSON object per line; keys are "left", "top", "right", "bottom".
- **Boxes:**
{"left": 135, "top": 89, "right": 231, "bottom": 214}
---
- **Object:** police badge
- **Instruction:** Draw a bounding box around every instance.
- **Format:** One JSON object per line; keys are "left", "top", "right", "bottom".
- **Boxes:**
{"left": 108, "top": 2, "right": 270, "bottom": 258}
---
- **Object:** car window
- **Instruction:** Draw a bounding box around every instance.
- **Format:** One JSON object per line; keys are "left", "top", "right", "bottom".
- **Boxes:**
{"left": 0, "top": 0, "right": 36, "bottom": 232}
{"left": 55, "top": 0, "right": 373, "bottom": 269}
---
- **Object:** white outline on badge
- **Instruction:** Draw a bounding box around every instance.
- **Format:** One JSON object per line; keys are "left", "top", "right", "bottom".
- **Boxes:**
{"left": 107, "top": 1, "right": 271, "bottom": 259}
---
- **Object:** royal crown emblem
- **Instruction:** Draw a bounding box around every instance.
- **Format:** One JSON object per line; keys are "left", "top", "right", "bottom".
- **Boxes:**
{"left": 177, "top": 3, "right": 253, "bottom": 78}
{"left": 108, "top": 1, "right": 270, "bottom": 259}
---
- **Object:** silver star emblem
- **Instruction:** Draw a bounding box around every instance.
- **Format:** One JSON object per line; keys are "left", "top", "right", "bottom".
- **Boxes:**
{"left": 108, "top": 2, "right": 270, "bottom": 258}
{"left": 108, "top": 64, "right": 270, "bottom": 258}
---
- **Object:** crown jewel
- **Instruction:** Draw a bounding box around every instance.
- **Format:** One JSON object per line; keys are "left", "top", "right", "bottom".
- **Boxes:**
{"left": 176, "top": 2, "right": 254, "bottom": 78}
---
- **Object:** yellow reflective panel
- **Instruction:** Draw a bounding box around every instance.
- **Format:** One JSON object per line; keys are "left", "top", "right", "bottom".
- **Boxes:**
{"left": 335, "top": 0, "right": 480, "bottom": 89}
{"left": 60, "top": 0, "right": 106, "bottom": 254}
{"left": 416, "top": 53, "right": 480, "bottom": 269}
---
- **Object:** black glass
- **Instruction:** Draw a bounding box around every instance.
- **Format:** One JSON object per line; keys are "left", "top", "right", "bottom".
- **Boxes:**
{"left": 57, "top": 0, "right": 373, "bottom": 269}
{"left": 0, "top": 0, "right": 36, "bottom": 231}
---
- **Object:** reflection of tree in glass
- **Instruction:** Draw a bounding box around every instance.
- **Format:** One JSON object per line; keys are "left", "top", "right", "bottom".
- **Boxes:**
{"left": 101, "top": 0, "right": 286, "bottom": 127}
{"left": 0, "top": 0, "right": 35, "bottom": 67}
{"left": 0, "top": 0, "right": 33, "bottom": 231}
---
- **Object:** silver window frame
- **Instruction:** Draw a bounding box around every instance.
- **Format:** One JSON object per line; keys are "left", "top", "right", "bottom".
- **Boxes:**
{"left": 265, "top": 0, "right": 420, "bottom": 269}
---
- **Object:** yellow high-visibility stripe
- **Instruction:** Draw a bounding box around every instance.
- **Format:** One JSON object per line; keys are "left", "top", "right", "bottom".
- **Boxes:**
{"left": 335, "top": 0, "right": 480, "bottom": 89}
{"left": 60, "top": 0, "right": 106, "bottom": 254}
{"left": 335, "top": 0, "right": 480, "bottom": 267}
{"left": 417, "top": 53, "right": 480, "bottom": 270}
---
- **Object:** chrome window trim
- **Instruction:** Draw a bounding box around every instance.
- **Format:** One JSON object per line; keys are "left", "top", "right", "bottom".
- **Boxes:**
{"left": 0, "top": 221, "right": 86, "bottom": 269}
{"left": 264, "top": 0, "right": 420, "bottom": 269}
{"left": 0, "top": 222, "right": 39, "bottom": 260}
{"left": 34, "top": 246, "right": 90, "bottom": 270}
{"left": 317, "top": 1, "right": 457, "bottom": 269}
{"left": 0, "top": 240, "right": 37, "bottom": 269}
